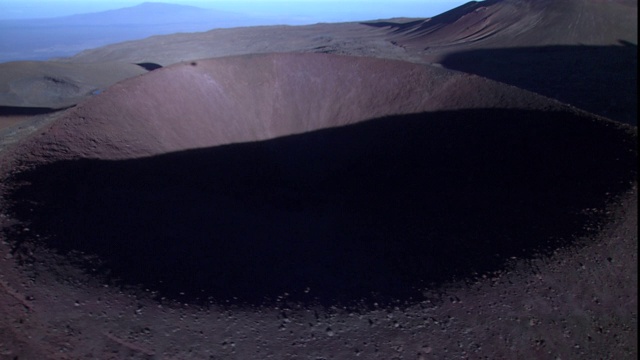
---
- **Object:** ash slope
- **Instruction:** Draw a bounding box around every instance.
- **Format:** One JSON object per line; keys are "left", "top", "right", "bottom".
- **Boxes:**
{"left": 2, "top": 53, "right": 636, "bottom": 306}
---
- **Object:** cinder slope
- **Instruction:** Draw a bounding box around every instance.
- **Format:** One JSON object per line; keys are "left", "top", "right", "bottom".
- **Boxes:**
{"left": 384, "top": 0, "right": 637, "bottom": 52}
{"left": 0, "top": 53, "right": 636, "bottom": 359}
{"left": 10, "top": 53, "right": 559, "bottom": 162}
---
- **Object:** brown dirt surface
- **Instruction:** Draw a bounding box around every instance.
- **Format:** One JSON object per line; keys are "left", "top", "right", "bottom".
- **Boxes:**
{"left": 0, "top": 52, "right": 637, "bottom": 359}
{"left": 0, "top": 1, "right": 637, "bottom": 358}
{"left": 4, "top": 53, "right": 568, "bottom": 162}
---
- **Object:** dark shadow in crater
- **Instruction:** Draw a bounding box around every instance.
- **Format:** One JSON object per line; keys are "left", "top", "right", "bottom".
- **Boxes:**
{"left": 4, "top": 109, "right": 637, "bottom": 307}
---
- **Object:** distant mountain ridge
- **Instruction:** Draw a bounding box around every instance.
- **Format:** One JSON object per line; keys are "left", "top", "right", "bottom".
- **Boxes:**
{"left": 1, "top": 2, "right": 240, "bottom": 24}
{"left": 0, "top": 2, "right": 279, "bottom": 62}
{"left": 49, "top": 2, "right": 245, "bottom": 26}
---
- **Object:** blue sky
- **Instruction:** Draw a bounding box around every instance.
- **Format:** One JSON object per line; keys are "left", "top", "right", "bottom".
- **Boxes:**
{"left": 0, "top": 1, "right": 471, "bottom": 22}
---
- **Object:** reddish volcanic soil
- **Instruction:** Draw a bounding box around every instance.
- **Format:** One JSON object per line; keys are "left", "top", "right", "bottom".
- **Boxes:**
{"left": 0, "top": 0, "right": 637, "bottom": 358}
{"left": 5, "top": 53, "right": 569, "bottom": 161}
{"left": 0, "top": 52, "right": 637, "bottom": 358}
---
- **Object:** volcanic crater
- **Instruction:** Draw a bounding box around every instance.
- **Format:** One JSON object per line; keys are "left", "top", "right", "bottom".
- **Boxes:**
{"left": 2, "top": 53, "right": 636, "bottom": 306}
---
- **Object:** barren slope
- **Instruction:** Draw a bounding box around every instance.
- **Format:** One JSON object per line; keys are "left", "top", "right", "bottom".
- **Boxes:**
{"left": 0, "top": 2, "right": 637, "bottom": 358}
{"left": 373, "top": 0, "right": 638, "bottom": 124}
{"left": 0, "top": 53, "right": 636, "bottom": 359}
{"left": 7, "top": 53, "right": 560, "bottom": 162}
{"left": 1, "top": 51, "right": 636, "bottom": 304}
{"left": 382, "top": 0, "right": 637, "bottom": 51}
{"left": 0, "top": 61, "right": 147, "bottom": 109}
{"left": 2, "top": 0, "right": 636, "bottom": 125}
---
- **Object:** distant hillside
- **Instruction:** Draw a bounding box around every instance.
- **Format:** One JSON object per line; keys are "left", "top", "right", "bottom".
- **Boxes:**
{"left": 365, "top": 0, "right": 638, "bottom": 124}
{"left": 29, "top": 2, "right": 249, "bottom": 26}
{"left": 376, "top": 0, "right": 637, "bottom": 50}
{"left": 0, "top": 2, "right": 282, "bottom": 62}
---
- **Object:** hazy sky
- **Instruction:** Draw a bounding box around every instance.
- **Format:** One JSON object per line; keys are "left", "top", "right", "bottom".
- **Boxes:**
{"left": 0, "top": 1, "right": 471, "bottom": 22}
